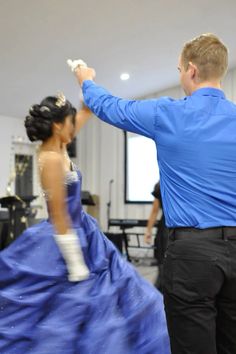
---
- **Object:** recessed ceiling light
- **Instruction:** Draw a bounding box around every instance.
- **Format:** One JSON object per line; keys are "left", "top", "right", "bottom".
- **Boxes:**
{"left": 120, "top": 73, "right": 130, "bottom": 81}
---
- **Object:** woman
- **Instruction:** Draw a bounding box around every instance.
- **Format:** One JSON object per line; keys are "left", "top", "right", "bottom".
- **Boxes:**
{"left": 0, "top": 93, "right": 170, "bottom": 354}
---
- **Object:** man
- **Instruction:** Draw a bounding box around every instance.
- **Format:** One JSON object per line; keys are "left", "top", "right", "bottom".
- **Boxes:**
{"left": 74, "top": 34, "right": 236, "bottom": 354}
{"left": 144, "top": 182, "right": 168, "bottom": 292}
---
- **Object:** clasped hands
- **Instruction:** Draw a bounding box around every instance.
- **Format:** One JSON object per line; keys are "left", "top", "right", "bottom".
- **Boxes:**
{"left": 67, "top": 59, "right": 96, "bottom": 86}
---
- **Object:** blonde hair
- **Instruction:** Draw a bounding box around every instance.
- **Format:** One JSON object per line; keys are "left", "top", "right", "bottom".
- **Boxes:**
{"left": 181, "top": 33, "right": 228, "bottom": 81}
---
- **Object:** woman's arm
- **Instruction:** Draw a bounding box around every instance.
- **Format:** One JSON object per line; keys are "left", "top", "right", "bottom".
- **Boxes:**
{"left": 75, "top": 104, "right": 92, "bottom": 133}
{"left": 39, "top": 152, "right": 89, "bottom": 281}
{"left": 40, "top": 152, "right": 70, "bottom": 234}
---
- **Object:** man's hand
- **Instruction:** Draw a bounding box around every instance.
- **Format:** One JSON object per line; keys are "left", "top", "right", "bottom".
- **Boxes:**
{"left": 75, "top": 66, "right": 96, "bottom": 86}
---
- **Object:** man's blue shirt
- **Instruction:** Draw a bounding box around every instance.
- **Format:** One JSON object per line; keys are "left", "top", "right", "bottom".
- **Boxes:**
{"left": 82, "top": 80, "right": 236, "bottom": 228}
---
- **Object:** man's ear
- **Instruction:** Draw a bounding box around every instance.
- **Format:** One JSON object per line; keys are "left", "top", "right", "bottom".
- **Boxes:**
{"left": 188, "top": 61, "right": 198, "bottom": 80}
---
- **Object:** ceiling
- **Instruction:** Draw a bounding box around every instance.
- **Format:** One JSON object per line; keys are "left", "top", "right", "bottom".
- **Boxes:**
{"left": 0, "top": 0, "right": 235, "bottom": 118}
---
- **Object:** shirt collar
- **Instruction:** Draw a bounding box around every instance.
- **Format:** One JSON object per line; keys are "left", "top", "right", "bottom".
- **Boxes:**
{"left": 191, "top": 87, "right": 226, "bottom": 99}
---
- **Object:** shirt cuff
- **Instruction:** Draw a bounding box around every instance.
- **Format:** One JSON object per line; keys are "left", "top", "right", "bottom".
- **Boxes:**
{"left": 82, "top": 80, "right": 95, "bottom": 92}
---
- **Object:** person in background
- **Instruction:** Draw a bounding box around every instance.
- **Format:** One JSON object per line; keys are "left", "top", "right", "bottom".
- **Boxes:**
{"left": 145, "top": 182, "right": 168, "bottom": 292}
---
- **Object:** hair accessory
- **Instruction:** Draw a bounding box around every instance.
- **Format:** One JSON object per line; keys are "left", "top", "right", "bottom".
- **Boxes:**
{"left": 40, "top": 106, "right": 50, "bottom": 112}
{"left": 55, "top": 92, "right": 66, "bottom": 108}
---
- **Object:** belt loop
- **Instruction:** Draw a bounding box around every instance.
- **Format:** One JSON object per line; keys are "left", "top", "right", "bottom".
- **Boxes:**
{"left": 168, "top": 228, "right": 175, "bottom": 242}
{"left": 222, "top": 227, "right": 228, "bottom": 241}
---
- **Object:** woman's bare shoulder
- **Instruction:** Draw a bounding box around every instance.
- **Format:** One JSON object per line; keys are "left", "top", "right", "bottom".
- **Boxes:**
{"left": 38, "top": 151, "right": 64, "bottom": 172}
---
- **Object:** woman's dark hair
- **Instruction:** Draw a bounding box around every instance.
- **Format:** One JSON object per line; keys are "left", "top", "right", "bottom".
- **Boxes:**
{"left": 24, "top": 96, "right": 76, "bottom": 142}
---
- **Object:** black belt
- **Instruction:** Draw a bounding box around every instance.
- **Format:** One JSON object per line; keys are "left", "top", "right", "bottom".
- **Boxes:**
{"left": 168, "top": 226, "right": 236, "bottom": 241}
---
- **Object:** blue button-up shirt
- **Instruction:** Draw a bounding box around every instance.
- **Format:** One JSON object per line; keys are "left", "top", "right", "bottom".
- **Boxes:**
{"left": 82, "top": 80, "right": 236, "bottom": 228}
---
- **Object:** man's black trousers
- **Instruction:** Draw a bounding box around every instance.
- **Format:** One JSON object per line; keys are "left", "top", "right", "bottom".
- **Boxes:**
{"left": 163, "top": 227, "right": 236, "bottom": 354}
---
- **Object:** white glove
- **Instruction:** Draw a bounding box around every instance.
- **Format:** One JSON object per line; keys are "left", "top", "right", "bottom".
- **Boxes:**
{"left": 54, "top": 230, "right": 89, "bottom": 282}
{"left": 67, "top": 59, "right": 88, "bottom": 72}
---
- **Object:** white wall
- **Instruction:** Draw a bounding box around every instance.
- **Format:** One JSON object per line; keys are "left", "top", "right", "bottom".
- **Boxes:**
{"left": 78, "top": 68, "right": 236, "bottom": 231}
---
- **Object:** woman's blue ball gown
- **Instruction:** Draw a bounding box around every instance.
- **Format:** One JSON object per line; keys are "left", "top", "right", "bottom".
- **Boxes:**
{"left": 0, "top": 167, "right": 170, "bottom": 353}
